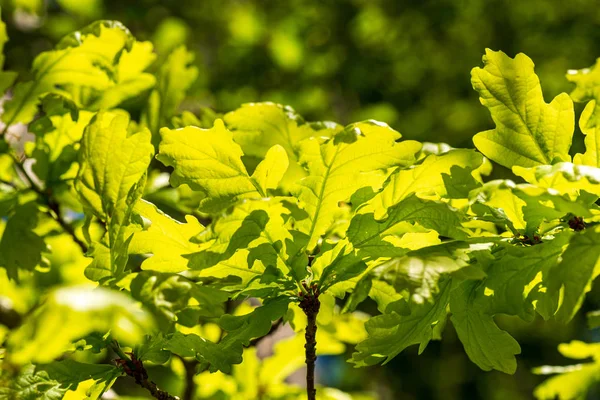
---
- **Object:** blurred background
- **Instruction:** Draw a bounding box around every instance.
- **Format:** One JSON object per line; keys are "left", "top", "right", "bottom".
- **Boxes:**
{"left": 3, "top": 0, "right": 600, "bottom": 398}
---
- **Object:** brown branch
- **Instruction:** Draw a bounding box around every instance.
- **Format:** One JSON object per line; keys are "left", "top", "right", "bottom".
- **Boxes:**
{"left": 299, "top": 282, "right": 320, "bottom": 400}
{"left": 113, "top": 342, "right": 179, "bottom": 400}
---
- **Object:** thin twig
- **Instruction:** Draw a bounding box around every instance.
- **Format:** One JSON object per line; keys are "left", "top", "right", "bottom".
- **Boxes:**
{"left": 112, "top": 341, "right": 180, "bottom": 400}
{"left": 10, "top": 154, "right": 87, "bottom": 253}
{"left": 46, "top": 197, "right": 87, "bottom": 252}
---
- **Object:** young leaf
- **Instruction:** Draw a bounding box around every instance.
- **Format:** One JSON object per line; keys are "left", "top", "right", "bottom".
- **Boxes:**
{"left": 543, "top": 227, "right": 600, "bottom": 322}
{"left": 293, "top": 121, "right": 421, "bottom": 250}
{"left": 29, "top": 110, "right": 95, "bottom": 185}
{"left": 90, "top": 40, "right": 157, "bottom": 109}
{"left": 157, "top": 119, "right": 267, "bottom": 212}
{"left": 224, "top": 102, "right": 341, "bottom": 186}
{"left": 190, "top": 199, "right": 300, "bottom": 277}
{"left": 377, "top": 242, "right": 471, "bottom": 303}
{"left": 76, "top": 110, "right": 154, "bottom": 225}
{"left": 312, "top": 241, "right": 367, "bottom": 292}
{"left": 351, "top": 280, "right": 451, "bottom": 367}
{"left": 2, "top": 21, "right": 133, "bottom": 128}
{"left": 367, "top": 149, "right": 483, "bottom": 219}
{"left": 567, "top": 59, "right": 600, "bottom": 166}
{"left": 142, "top": 45, "right": 198, "bottom": 137}
{"left": 76, "top": 111, "right": 153, "bottom": 281}
{"left": 513, "top": 162, "right": 600, "bottom": 197}
{"left": 348, "top": 194, "right": 467, "bottom": 258}
{"left": 129, "top": 199, "right": 204, "bottom": 273}
{"left": 250, "top": 144, "right": 289, "bottom": 194}
{"left": 0, "top": 202, "right": 48, "bottom": 281}
{"left": 472, "top": 49, "right": 574, "bottom": 168}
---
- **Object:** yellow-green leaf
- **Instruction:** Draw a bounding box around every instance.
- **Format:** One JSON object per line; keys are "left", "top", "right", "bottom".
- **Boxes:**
{"left": 472, "top": 50, "right": 574, "bottom": 168}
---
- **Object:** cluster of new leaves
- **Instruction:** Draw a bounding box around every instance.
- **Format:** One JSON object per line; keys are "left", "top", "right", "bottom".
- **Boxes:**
{"left": 2, "top": 13, "right": 600, "bottom": 400}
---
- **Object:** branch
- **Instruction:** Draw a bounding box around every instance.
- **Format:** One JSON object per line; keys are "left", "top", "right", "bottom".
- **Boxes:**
{"left": 112, "top": 341, "right": 180, "bottom": 400}
{"left": 299, "top": 282, "right": 320, "bottom": 400}
{"left": 10, "top": 154, "right": 87, "bottom": 253}
{"left": 46, "top": 196, "right": 87, "bottom": 253}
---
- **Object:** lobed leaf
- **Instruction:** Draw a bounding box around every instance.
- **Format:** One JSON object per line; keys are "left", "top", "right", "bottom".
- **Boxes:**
{"left": 472, "top": 49, "right": 574, "bottom": 168}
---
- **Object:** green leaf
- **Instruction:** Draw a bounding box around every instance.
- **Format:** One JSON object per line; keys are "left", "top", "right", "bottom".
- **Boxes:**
{"left": 142, "top": 45, "right": 198, "bottom": 138}
{"left": 471, "top": 178, "right": 594, "bottom": 235}
{"left": 566, "top": 59, "right": 600, "bottom": 167}
{"left": 450, "top": 280, "right": 521, "bottom": 374}
{"left": 472, "top": 49, "right": 574, "bottom": 168}
{"left": 76, "top": 110, "right": 153, "bottom": 281}
{"left": 0, "top": 365, "right": 66, "bottom": 400}
{"left": 76, "top": 110, "right": 153, "bottom": 225}
{"left": 191, "top": 198, "right": 302, "bottom": 282}
{"left": 6, "top": 285, "right": 153, "bottom": 365}
{"left": 218, "top": 297, "right": 290, "bottom": 365}
{"left": 543, "top": 227, "right": 600, "bottom": 322}
{"left": 293, "top": 121, "right": 421, "bottom": 250}
{"left": 167, "top": 297, "right": 289, "bottom": 373}
{"left": 367, "top": 149, "right": 483, "bottom": 219}
{"left": 351, "top": 280, "right": 451, "bottom": 367}
{"left": 377, "top": 242, "right": 471, "bottom": 303}
{"left": 130, "top": 271, "right": 228, "bottom": 327}
{"left": 513, "top": 162, "right": 600, "bottom": 197}
{"left": 313, "top": 241, "right": 367, "bottom": 292}
{"left": 2, "top": 21, "right": 132, "bottom": 128}
{"left": 486, "top": 235, "right": 569, "bottom": 319}
{"left": 157, "top": 119, "right": 268, "bottom": 212}
{"left": 29, "top": 110, "right": 94, "bottom": 185}
{"left": 166, "top": 331, "right": 240, "bottom": 374}
{"left": 0, "top": 202, "right": 48, "bottom": 281}
{"left": 135, "top": 333, "right": 170, "bottom": 364}
{"left": 447, "top": 236, "right": 572, "bottom": 374}
{"left": 37, "top": 360, "right": 119, "bottom": 391}
{"left": 0, "top": 11, "right": 17, "bottom": 94}
{"left": 224, "top": 102, "right": 341, "bottom": 187}
{"left": 348, "top": 194, "right": 466, "bottom": 258}
{"left": 442, "top": 165, "right": 482, "bottom": 199}
{"left": 534, "top": 341, "right": 600, "bottom": 400}
{"left": 250, "top": 144, "right": 289, "bottom": 194}
{"left": 90, "top": 40, "right": 157, "bottom": 109}
{"left": 129, "top": 199, "right": 204, "bottom": 273}
{"left": 567, "top": 58, "right": 600, "bottom": 103}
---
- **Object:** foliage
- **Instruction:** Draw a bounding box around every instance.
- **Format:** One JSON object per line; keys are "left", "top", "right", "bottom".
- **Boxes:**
{"left": 2, "top": 11, "right": 600, "bottom": 400}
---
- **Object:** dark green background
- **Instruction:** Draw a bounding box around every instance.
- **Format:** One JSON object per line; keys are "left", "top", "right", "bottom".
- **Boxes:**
{"left": 3, "top": 0, "right": 600, "bottom": 398}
